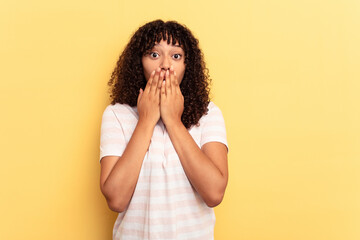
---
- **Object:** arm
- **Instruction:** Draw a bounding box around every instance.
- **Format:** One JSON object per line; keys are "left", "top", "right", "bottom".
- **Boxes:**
{"left": 166, "top": 122, "right": 228, "bottom": 207}
{"left": 100, "top": 68, "right": 164, "bottom": 212}
{"left": 100, "top": 120, "right": 154, "bottom": 212}
{"left": 160, "top": 67, "right": 228, "bottom": 207}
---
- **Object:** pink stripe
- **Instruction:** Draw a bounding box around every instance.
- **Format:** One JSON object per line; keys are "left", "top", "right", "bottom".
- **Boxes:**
{"left": 120, "top": 227, "right": 175, "bottom": 239}
{"left": 151, "top": 135, "right": 164, "bottom": 142}
{"left": 113, "top": 118, "right": 137, "bottom": 125}
{"left": 100, "top": 137, "right": 124, "bottom": 144}
{"left": 113, "top": 107, "right": 135, "bottom": 114}
{"left": 148, "top": 147, "right": 165, "bottom": 155}
{"left": 121, "top": 210, "right": 211, "bottom": 226}
{"left": 203, "top": 119, "right": 225, "bottom": 126}
{"left": 202, "top": 130, "right": 226, "bottom": 138}
{"left": 133, "top": 186, "right": 195, "bottom": 197}
{"left": 100, "top": 138, "right": 125, "bottom": 145}
{"left": 101, "top": 114, "right": 128, "bottom": 122}
{"left": 118, "top": 217, "right": 213, "bottom": 238}
{"left": 101, "top": 126, "right": 122, "bottom": 132}
{"left": 128, "top": 198, "right": 202, "bottom": 211}
{"left": 138, "top": 173, "right": 186, "bottom": 183}
{"left": 111, "top": 107, "right": 133, "bottom": 115}
{"left": 178, "top": 218, "right": 213, "bottom": 234}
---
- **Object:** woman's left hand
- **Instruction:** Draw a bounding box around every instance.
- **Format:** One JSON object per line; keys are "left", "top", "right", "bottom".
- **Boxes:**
{"left": 160, "top": 66, "right": 184, "bottom": 127}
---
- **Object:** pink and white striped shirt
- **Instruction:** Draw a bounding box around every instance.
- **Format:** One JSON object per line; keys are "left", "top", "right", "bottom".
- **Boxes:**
{"left": 99, "top": 101, "right": 228, "bottom": 240}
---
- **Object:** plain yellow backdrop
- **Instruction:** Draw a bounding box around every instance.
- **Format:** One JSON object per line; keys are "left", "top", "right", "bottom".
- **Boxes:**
{"left": 1, "top": 0, "right": 359, "bottom": 239}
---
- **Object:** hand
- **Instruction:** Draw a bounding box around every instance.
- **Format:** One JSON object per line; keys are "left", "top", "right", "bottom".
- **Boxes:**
{"left": 137, "top": 67, "right": 163, "bottom": 127}
{"left": 160, "top": 65, "right": 184, "bottom": 127}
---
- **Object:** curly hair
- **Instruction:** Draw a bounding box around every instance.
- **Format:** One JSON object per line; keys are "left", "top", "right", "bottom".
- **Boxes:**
{"left": 107, "top": 19, "right": 211, "bottom": 129}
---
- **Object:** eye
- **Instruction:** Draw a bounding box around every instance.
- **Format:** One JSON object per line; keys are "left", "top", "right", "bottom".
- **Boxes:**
{"left": 172, "top": 54, "right": 182, "bottom": 60}
{"left": 149, "top": 52, "right": 159, "bottom": 58}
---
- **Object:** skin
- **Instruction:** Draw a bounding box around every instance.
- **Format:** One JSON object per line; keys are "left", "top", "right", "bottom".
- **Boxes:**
{"left": 100, "top": 40, "right": 228, "bottom": 212}
{"left": 142, "top": 40, "right": 186, "bottom": 84}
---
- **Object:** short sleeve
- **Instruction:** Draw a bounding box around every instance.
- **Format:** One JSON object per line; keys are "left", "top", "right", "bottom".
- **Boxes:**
{"left": 200, "top": 102, "right": 229, "bottom": 152}
{"left": 99, "top": 105, "right": 126, "bottom": 163}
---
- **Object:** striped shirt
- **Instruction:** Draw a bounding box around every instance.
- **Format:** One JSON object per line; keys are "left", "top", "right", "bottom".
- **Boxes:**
{"left": 99, "top": 101, "right": 228, "bottom": 240}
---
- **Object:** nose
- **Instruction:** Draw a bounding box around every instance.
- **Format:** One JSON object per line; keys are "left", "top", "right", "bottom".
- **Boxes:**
{"left": 160, "top": 56, "right": 170, "bottom": 71}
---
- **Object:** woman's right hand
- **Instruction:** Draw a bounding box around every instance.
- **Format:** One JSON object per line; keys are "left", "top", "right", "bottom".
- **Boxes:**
{"left": 101, "top": 67, "right": 164, "bottom": 213}
{"left": 137, "top": 67, "right": 164, "bottom": 127}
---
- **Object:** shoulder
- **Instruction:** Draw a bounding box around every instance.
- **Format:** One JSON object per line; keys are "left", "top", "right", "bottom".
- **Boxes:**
{"left": 195, "top": 101, "right": 224, "bottom": 128}
{"left": 104, "top": 103, "right": 130, "bottom": 111}
{"left": 103, "top": 103, "right": 137, "bottom": 115}
{"left": 207, "top": 101, "right": 220, "bottom": 112}
{"left": 102, "top": 103, "right": 138, "bottom": 123}
{"left": 204, "top": 101, "right": 224, "bottom": 119}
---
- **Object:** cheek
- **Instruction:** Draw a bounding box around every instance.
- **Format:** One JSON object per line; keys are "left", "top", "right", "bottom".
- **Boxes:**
{"left": 176, "top": 65, "right": 186, "bottom": 80}
{"left": 142, "top": 61, "right": 152, "bottom": 80}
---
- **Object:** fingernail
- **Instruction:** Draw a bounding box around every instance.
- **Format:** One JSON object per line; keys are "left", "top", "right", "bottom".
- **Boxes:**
{"left": 151, "top": 70, "right": 155, "bottom": 75}
{"left": 160, "top": 71, "right": 164, "bottom": 77}
{"left": 157, "top": 67, "right": 161, "bottom": 72}
{"left": 166, "top": 70, "right": 169, "bottom": 75}
{"left": 170, "top": 65, "right": 174, "bottom": 71}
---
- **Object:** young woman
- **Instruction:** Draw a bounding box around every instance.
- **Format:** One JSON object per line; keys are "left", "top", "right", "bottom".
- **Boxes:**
{"left": 99, "top": 19, "right": 228, "bottom": 240}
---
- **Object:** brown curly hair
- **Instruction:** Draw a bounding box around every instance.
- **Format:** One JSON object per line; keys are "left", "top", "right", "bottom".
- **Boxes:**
{"left": 107, "top": 19, "right": 211, "bottom": 129}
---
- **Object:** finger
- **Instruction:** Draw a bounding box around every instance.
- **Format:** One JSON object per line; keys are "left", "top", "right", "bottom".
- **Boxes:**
{"left": 157, "top": 71, "right": 165, "bottom": 94}
{"left": 173, "top": 70, "right": 181, "bottom": 94}
{"left": 170, "top": 66, "right": 177, "bottom": 93}
{"left": 150, "top": 68, "right": 161, "bottom": 94}
{"left": 161, "top": 79, "right": 166, "bottom": 99}
{"left": 137, "top": 88, "right": 143, "bottom": 105}
{"left": 165, "top": 69, "right": 171, "bottom": 95}
{"left": 156, "top": 70, "right": 163, "bottom": 93}
{"left": 150, "top": 68, "right": 160, "bottom": 93}
{"left": 145, "top": 70, "right": 156, "bottom": 94}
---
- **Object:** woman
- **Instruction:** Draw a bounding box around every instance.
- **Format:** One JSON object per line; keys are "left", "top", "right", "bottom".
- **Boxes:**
{"left": 99, "top": 19, "right": 228, "bottom": 240}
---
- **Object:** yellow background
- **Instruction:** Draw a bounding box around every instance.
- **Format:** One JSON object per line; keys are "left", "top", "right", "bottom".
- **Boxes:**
{"left": 1, "top": 0, "right": 359, "bottom": 239}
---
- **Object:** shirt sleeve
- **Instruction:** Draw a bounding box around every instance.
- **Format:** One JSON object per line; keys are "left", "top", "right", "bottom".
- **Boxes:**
{"left": 99, "top": 105, "right": 126, "bottom": 163}
{"left": 200, "top": 102, "right": 229, "bottom": 152}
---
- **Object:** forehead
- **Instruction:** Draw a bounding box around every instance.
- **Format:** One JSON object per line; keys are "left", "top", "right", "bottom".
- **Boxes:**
{"left": 153, "top": 40, "right": 183, "bottom": 50}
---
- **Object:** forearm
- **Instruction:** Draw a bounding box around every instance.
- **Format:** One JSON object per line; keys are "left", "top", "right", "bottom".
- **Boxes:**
{"left": 103, "top": 119, "right": 154, "bottom": 210}
{"left": 166, "top": 120, "right": 227, "bottom": 207}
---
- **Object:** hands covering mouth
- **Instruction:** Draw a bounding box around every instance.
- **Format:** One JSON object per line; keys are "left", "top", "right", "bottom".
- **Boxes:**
{"left": 137, "top": 65, "right": 184, "bottom": 128}
{"left": 161, "top": 70, "right": 168, "bottom": 81}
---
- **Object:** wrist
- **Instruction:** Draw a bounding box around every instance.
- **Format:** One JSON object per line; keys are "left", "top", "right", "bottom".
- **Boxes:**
{"left": 137, "top": 118, "right": 157, "bottom": 132}
{"left": 163, "top": 118, "right": 183, "bottom": 129}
